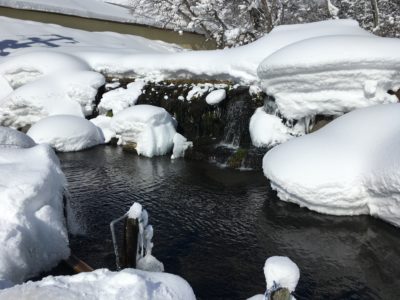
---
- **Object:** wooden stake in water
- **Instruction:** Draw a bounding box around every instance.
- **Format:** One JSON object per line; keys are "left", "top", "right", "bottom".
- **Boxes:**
{"left": 123, "top": 216, "right": 139, "bottom": 268}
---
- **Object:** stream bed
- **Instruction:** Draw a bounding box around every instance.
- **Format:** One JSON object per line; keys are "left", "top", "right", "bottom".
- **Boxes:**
{"left": 58, "top": 145, "right": 400, "bottom": 300}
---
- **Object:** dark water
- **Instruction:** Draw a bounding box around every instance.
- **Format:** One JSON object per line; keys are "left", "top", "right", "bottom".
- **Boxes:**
{"left": 57, "top": 146, "right": 400, "bottom": 300}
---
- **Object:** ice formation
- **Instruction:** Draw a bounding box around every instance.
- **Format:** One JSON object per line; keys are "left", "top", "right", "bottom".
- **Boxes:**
{"left": 171, "top": 133, "right": 193, "bottom": 159}
{"left": 98, "top": 80, "right": 146, "bottom": 114}
{"left": 258, "top": 35, "right": 400, "bottom": 121}
{"left": 206, "top": 89, "right": 226, "bottom": 105}
{"left": 0, "top": 126, "right": 36, "bottom": 148}
{"left": 27, "top": 115, "right": 104, "bottom": 152}
{"left": 263, "top": 104, "right": 400, "bottom": 227}
{"left": 0, "top": 268, "right": 196, "bottom": 300}
{"left": 111, "top": 105, "right": 177, "bottom": 157}
{"left": 0, "top": 144, "right": 69, "bottom": 284}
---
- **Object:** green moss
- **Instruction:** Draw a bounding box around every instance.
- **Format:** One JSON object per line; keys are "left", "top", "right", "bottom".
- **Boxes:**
{"left": 106, "top": 110, "right": 113, "bottom": 117}
{"left": 227, "top": 148, "right": 248, "bottom": 169}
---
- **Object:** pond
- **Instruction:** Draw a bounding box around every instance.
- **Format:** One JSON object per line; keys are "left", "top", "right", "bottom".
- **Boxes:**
{"left": 58, "top": 145, "right": 400, "bottom": 300}
{"left": 0, "top": 6, "right": 215, "bottom": 50}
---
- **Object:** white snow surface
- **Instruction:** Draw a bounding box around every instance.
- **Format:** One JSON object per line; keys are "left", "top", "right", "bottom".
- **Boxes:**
{"left": 27, "top": 115, "right": 104, "bottom": 152}
{"left": 98, "top": 80, "right": 146, "bottom": 114}
{"left": 264, "top": 256, "right": 300, "bottom": 293}
{"left": 0, "top": 17, "right": 370, "bottom": 84}
{"left": 111, "top": 105, "right": 177, "bottom": 157}
{"left": 0, "top": 268, "right": 196, "bottom": 300}
{"left": 0, "top": 126, "right": 35, "bottom": 148}
{"left": 258, "top": 35, "right": 400, "bottom": 120}
{"left": 0, "top": 144, "right": 69, "bottom": 284}
{"left": 263, "top": 104, "right": 400, "bottom": 227}
{"left": 205, "top": 89, "right": 226, "bottom": 105}
{"left": 249, "top": 107, "right": 293, "bottom": 147}
{"left": 90, "top": 115, "right": 115, "bottom": 143}
{"left": 171, "top": 133, "right": 193, "bottom": 159}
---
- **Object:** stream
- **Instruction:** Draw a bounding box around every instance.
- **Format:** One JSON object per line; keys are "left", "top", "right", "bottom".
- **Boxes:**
{"left": 58, "top": 146, "right": 400, "bottom": 300}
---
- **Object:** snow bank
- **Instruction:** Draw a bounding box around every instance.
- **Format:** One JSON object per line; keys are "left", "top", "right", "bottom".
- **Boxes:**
{"left": 205, "top": 89, "right": 226, "bottom": 105}
{"left": 111, "top": 105, "right": 177, "bottom": 157}
{"left": 258, "top": 35, "right": 400, "bottom": 120}
{"left": 0, "top": 17, "right": 370, "bottom": 84}
{"left": 98, "top": 80, "right": 146, "bottom": 114}
{"left": 0, "top": 268, "right": 196, "bottom": 300}
{"left": 0, "top": 126, "right": 35, "bottom": 148}
{"left": 263, "top": 104, "right": 400, "bottom": 227}
{"left": 0, "top": 144, "right": 69, "bottom": 284}
{"left": 27, "top": 115, "right": 104, "bottom": 152}
{"left": 249, "top": 108, "right": 293, "bottom": 147}
{"left": 0, "top": 51, "right": 105, "bottom": 128}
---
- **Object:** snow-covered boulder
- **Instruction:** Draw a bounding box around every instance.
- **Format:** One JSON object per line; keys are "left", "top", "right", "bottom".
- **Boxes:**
{"left": 205, "top": 89, "right": 226, "bottom": 105}
{"left": 27, "top": 115, "right": 104, "bottom": 152}
{"left": 98, "top": 80, "right": 146, "bottom": 115}
{"left": 111, "top": 105, "right": 177, "bottom": 157}
{"left": 263, "top": 103, "right": 400, "bottom": 227}
{"left": 0, "top": 126, "right": 35, "bottom": 148}
{"left": 0, "top": 268, "right": 196, "bottom": 300}
{"left": 0, "top": 144, "right": 69, "bottom": 284}
{"left": 258, "top": 35, "right": 400, "bottom": 121}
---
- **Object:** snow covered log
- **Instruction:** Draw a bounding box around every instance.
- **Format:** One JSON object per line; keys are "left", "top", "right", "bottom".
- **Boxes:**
{"left": 263, "top": 104, "right": 400, "bottom": 227}
{"left": 258, "top": 35, "right": 400, "bottom": 121}
{"left": 0, "top": 144, "right": 69, "bottom": 284}
{"left": 0, "top": 268, "right": 196, "bottom": 300}
{"left": 27, "top": 115, "right": 105, "bottom": 152}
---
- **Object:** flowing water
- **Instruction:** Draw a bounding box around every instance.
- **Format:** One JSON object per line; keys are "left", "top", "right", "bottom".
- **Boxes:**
{"left": 58, "top": 145, "right": 400, "bottom": 300}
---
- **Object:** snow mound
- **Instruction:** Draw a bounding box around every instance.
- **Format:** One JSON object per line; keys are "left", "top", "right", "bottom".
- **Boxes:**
{"left": 0, "top": 268, "right": 196, "bottom": 300}
{"left": 258, "top": 35, "right": 400, "bottom": 120}
{"left": 206, "top": 89, "right": 226, "bottom": 105}
{"left": 0, "top": 144, "right": 69, "bottom": 284}
{"left": 0, "top": 126, "right": 35, "bottom": 148}
{"left": 98, "top": 80, "right": 146, "bottom": 114}
{"left": 263, "top": 104, "right": 400, "bottom": 227}
{"left": 264, "top": 256, "right": 300, "bottom": 293}
{"left": 249, "top": 108, "right": 293, "bottom": 147}
{"left": 90, "top": 115, "right": 115, "bottom": 143}
{"left": 27, "top": 115, "right": 104, "bottom": 152}
{"left": 111, "top": 105, "right": 177, "bottom": 157}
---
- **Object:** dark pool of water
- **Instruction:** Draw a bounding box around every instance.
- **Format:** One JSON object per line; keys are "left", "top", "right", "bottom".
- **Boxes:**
{"left": 57, "top": 145, "right": 400, "bottom": 300}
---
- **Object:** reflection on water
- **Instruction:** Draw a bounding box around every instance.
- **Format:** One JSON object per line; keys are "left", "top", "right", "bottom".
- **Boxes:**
{"left": 0, "top": 6, "right": 215, "bottom": 50}
{"left": 58, "top": 146, "right": 400, "bottom": 300}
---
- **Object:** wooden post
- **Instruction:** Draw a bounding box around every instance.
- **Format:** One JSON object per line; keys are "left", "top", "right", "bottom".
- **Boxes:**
{"left": 122, "top": 216, "right": 139, "bottom": 268}
{"left": 270, "top": 288, "right": 291, "bottom": 300}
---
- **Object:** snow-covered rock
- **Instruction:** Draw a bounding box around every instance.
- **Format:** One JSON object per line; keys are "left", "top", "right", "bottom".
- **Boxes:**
{"left": 205, "top": 89, "right": 226, "bottom": 105}
{"left": 98, "top": 80, "right": 146, "bottom": 114}
{"left": 111, "top": 105, "right": 177, "bottom": 157}
{"left": 249, "top": 108, "right": 293, "bottom": 147}
{"left": 0, "top": 268, "right": 196, "bottom": 300}
{"left": 0, "top": 144, "right": 69, "bottom": 284}
{"left": 90, "top": 115, "right": 115, "bottom": 143}
{"left": 0, "top": 126, "right": 35, "bottom": 148}
{"left": 27, "top": 115, "right": 104, "bottom": 152}
{"left": 258, "top": 35, "right": 400, "bottom": 120}
{"left": 264, "top": 256, "right": 300, "bottom": 293}
{"left": 263, "top": 104, "right": 400, "bottom": 227}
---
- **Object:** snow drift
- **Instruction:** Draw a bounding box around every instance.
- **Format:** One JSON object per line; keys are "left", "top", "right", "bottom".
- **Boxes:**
{"left": 0, "top": 268, "right": 196, "bottom": 300}
{"left": 27, "top": 115, "right": 104, "bottom": 152}
{"left": 263, "top": 104, "right": 400, "bottom": 227}
{"left": 0, "top": 144, "right": 69, "bottom": 284}
{"left": 258, "top": 35, "right": 400, "bottom": 120}
{"left": 0, "top": 126, "right": 35, "bottom": 148}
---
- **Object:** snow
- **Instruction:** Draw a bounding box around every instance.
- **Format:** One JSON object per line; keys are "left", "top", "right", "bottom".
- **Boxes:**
{"left": 249, "top": 107, "right": 293, "bottom": 147}
{"left": 263, "top": 104, "right": 400, "bottom": 227}
{"left": 0, "top": 18, "right": 370, "bottom": 84}
{"left": 0, "top": 268, "right": 196, "bottom": 300}
{"left": 98, "top": 80, "right": 146, "bottom": 114}
{"left": 0, "top": 144, "right": 69, "bottom": 284}
{"left": 0, "top": 126, "right": 35, "bottom": 148}
{"left": 27, "top": 115, "right": 104, "bottom": 152}
{"left": 128, "top": 202, "right": 143, "bottom": 219}
{"left": 205, "top": 89, "right": 226, "bottom": 105}
{"left": 0, "top": 0, "right": 166, "bottom": 29}
{"left": 90, "top": 115, "right": 115, "bottom": 143}
{"left": 0, "top": 51, "right": 105, "bottom": 128}
{"left": 111, "top": 105, "right": 177, "bottom": 157}
{"left": 258, "top": 35, "right": 400, "bottom": 120}
{"left": 264, "top": 256, "right": 300, "bottom": 293}
{"left": 171, "top": 133, "right": 193, "bottom": 159}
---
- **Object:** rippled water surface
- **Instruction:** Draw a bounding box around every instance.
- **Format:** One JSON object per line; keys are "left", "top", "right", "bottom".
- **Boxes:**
{"left": 58, "top": 146, "right": 400, "bottom": 300}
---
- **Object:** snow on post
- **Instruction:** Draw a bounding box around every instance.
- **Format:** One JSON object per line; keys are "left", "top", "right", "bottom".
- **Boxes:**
{"left": 27, "top": 115, "right": 105, "bottom": 152}
{"left": 264, "top": 256, "right": 300, "bottom": 294}
{"left": 263, "top": 104, "right": 400, "bottom": 227}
